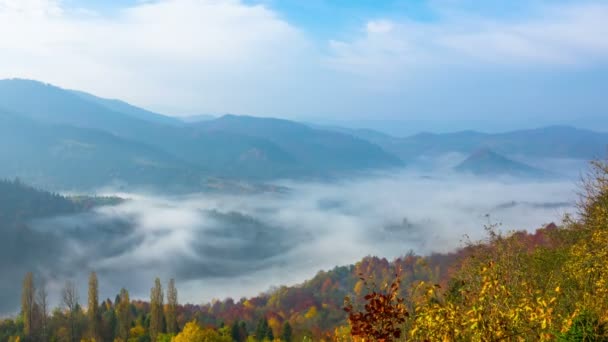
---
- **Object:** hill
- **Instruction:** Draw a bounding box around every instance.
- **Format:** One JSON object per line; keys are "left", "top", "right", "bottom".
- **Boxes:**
{"left": 454, "top": 148, "right": 551, "bottom": 178}
{"left": 0, "top": 179, "right": 121, "bottom": 312}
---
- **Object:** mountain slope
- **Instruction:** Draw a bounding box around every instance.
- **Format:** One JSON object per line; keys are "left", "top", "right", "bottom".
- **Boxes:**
{"left": 195, "top": 115, "right": 402, "bottom": 173}
{"left": 70, "top": 89, "right": 183, "bottom": 126}
{"left": 454, "top": 149, "right": 550, "bottom": 178}
{"left": 0, "top": 110, "right": 206, "bottom": 190}
{"left": 0, "top": 79, "right": 403, "bottom": 184}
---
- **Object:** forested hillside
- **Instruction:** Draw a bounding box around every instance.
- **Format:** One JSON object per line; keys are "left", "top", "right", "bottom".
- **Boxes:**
{"left": 2, "top": 161, "right": 607, "bottom": 341}
{"left": 0, "top": 179, "right": 120, "bottom": 226}
{"left": 0, "top": 179, "right": 121, "bottom": 316}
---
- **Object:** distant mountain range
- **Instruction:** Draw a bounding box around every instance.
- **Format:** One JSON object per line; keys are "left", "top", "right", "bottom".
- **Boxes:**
{"left": 0, "top": 78, "right": 606, "bottom": 190}
{"left": 365, "top": 126, "right": 608, "bottom": 161}
{"left": 0, "top": 79, "right": 400, "bottom": 190}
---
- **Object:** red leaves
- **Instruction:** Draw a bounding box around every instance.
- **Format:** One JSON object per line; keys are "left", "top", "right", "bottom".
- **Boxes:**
{"left": 344, "top": 273, "right": 409, "bottom": 342}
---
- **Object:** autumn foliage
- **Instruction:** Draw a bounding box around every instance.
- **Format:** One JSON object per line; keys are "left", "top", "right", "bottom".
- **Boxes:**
{"left": 344, "top": 273, "right": 409, "bottom": 341}
{"left": 341, "top": 160, "right": 608, "bottom": 341}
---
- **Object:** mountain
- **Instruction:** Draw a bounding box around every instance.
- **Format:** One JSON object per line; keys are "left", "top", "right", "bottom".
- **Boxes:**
{"left": 180, "top": 114, "right": 217, "bottom": 123}
{"left": 372, "top": 126, "right": 608, "bottom": 162}
{"left": 70, "top": 89, "right": 183, "bottom": 127}
{"left": 194, "top": 115, "right": 402, "bottom": 173}
{"left": 0, "top": 109, "right": 207, "bottom": 190}
{"left": 0, "top": 79, "right": 401, "bottom": 187}
{"left": 454, "top": 149, "right": 550, "bottom": 178}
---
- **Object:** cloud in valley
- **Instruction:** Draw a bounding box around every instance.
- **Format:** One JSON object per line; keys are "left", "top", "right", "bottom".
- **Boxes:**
{"left": 0, "top": 170, "right": 579, "bottom": 315}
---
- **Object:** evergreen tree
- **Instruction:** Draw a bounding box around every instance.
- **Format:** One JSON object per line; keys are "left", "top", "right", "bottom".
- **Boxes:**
{"left": 255, "top": 318, "right": 271, "bottom": 341}
{"left": 266, "top": 326, "right": 274, "bottom": 341}
{"left": 149, "top": 278, "right": 164, "bottom": 341}
{"left": 87, "top": 272, "right": 100, "bottom": 340}
{"left": 230, "top": 321, "right": 241, "bottom": 342}
{"left": 165, "top": 278, "right": 178, "bottom": 334}
{"left": 21, "top": 272, "right": 36, "bottom": 338}
{"left": 281, "top": 322, "right": 293, "bottom": 342}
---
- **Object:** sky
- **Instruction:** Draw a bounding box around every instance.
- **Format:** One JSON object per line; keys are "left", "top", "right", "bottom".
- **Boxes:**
{"left": 0, "top": 0, "right": 607, "bottom": 129}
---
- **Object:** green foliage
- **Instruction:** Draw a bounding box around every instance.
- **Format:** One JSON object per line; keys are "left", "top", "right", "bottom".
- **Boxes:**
{"left": 280, "top": 322, "right": 293, "bottom": 342}
{"left": 559, "top": 311, "right": 608, "bottom": 342}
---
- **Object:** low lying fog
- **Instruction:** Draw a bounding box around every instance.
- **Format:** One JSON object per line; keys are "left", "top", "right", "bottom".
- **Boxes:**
{"left": 6, "top": 170, "right": 579, "bottom": 314}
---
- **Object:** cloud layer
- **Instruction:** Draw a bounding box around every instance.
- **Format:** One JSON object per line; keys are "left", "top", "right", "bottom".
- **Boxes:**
{"left": 0, "top": 169, "right": 577, "bottom": 315}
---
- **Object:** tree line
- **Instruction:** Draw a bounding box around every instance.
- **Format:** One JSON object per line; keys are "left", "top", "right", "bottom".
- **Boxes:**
{"left": 3, "top": 272, "right": 293, "bottom": 342}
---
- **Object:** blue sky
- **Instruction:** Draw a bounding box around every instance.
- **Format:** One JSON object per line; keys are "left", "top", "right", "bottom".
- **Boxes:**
{"left": 0, "top": 0, "right": 607, "bottom": 132}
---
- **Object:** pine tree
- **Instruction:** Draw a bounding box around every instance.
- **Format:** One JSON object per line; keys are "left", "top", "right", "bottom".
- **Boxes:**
{"left": 87, "top": 272, "right": 100, "bottom": 340}
{"left": 149, "top": 278, "right": 164, "bottom": 341}
{"left": 21, "top": 272, "right": 36, "bottom": 338}
{"left": 255, "top": 318, "right": 271, "bottom": 341}
{"left": 165, "top": 278, "right": 178, "bottom": 334}
{"left": 266, "top": 325, "right": 274, "bottom": 341}
{"left": 281, "top": 322, "right": 293, "bottom": 342}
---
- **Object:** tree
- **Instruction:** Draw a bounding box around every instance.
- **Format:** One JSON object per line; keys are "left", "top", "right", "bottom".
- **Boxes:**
{"left": 87, "top": 272, "right": 100, "bottom": 340}
{"left": 344, "top": 272, "right": 409, "bottom": 342}
{"left": 173, "top": 321, "right": 231, "bottom": 342}
{"left": 37, "top": 278, "right": 49, "bottom": 342}
{"left": 116, "top": 288, "right": 131, "bottom": 341}
{"left": 165, "top": 278, "right": 178, "bottom": 334}
{"left": 230, "top": 321, "right": 248, "bottom": 342}
{"left": 21, "top": 272, "right": 36, "bottom": 338}
{"left": 149, "top": 278, "right": 164, "bottom": 341}
{"left": 62, "top": 281, "right": 79, "bottom": 342}
{"left": 281, "top": 322, "right": 292, "bottom": 342}
{"left": 255, "top": 318, "right": 272, "bottom": 341}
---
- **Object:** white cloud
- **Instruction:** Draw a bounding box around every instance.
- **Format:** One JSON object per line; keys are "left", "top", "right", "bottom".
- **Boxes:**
{"left": 0, "top": 0, "right": 313, "bottom": 115}
{"left": 366, "top": 20, "right": 394, "bottom": 34}
{"left": 327, "top": 2, "right": 608, "bottom": 75}
{"left": 0, "top": 0, "right": 606, "bottom": 119}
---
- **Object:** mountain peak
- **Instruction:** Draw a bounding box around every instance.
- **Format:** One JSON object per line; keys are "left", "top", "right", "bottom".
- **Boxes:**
{"left": 455, "top": 148, "right": 549, "bottom": 178}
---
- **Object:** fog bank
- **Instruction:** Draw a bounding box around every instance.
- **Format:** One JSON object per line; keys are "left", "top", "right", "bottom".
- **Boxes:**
{"left": 4, "top": 170, "right": 577, "bottom": 314}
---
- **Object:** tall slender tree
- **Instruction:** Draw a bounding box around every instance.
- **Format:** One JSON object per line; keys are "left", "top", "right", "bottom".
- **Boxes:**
{"left": 37, "top": 278, "right": 49, "bottom": 342}
{"left": 149, "top": 278, "right": 164, "bottom": 341}
{"left": 116, "top": 288, "right": 132, "bottom": 341}
{"left": 62, "top": 281, "right": 79, "bottom": 342}
{"left": 21, "top": 272, "right": 36, "bottom": 338}
{"left": 165, "top": 278, "right": 178, "bottom": 334}
{"left": 87, "top": 272, "right": 100, "bottom": 340}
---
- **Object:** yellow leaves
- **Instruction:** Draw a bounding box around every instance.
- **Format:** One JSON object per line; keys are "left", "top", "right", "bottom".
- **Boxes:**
{"left": 172, "top": 321, "right": 231, "bottom": 342}
{"left": 243, "top": 300, "right": 254, "bottom": 310}
{"left": 304, "top": 306, "right": 318, "bottom": 319}
{"left": 129, "top": 325, "right": 145, "bottom": 339}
